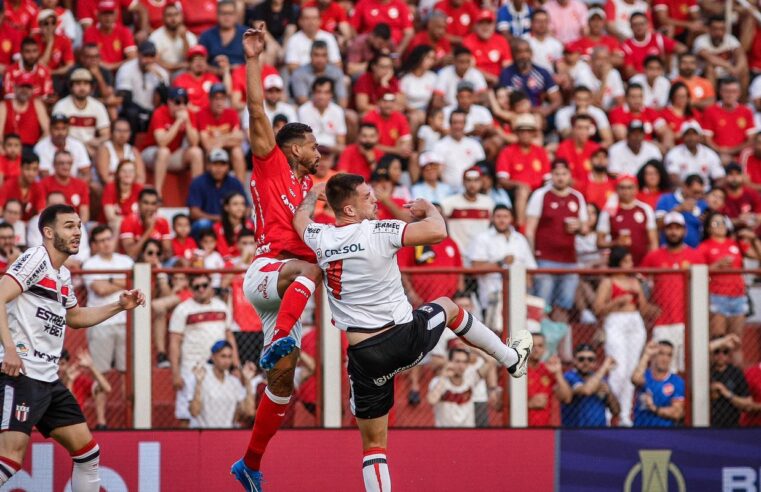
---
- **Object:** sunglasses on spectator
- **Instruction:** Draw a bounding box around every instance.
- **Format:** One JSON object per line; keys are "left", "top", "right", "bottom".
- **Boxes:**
{"left": 192, "top": 283, "right": 210, "bottom": 291}
{"left": 713, "top": 348, "right": 730, "bottom": 355}
{"left": 576, "top": 356, "right": 596, "bottom": 362}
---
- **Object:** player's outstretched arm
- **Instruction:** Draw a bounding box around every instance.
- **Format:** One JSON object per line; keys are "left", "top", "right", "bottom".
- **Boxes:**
{"left": 293, "top": 185, "right": 324, "bottom": 239}
{"left": 402, "top": 199, "right": 447, "bottom": 246}
{"left": 0, "top": 275, "right": 25, "bottom": 377}
{"left": 66, "top": 289, "right": 146, "bottom": 329}
{"left": 244, "top": 23, "right": 277, "bottom": 159}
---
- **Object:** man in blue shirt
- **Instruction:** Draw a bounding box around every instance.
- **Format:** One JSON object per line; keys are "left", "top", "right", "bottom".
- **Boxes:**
{"left": 498, "top": 39, "right": 561, "bottom": 115}
{"left": 497, "top": 0, "right": 533, "bottom": 38}
{"left": 655, "top": 174, "right": 707, "bottom": 247}
{"left": 187, "top": 148, "right": 249, "bottom": 237}
{"left": 561, "top": 344, "right": 620, "bottom": 427}
{"left": 632, "top": 340, "right": 685, "bottom": 427}
{"left": 199, "top": 0, "right": 247, "bottom": 68}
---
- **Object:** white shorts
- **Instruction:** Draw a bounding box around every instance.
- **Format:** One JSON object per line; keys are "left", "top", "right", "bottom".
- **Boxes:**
{"left": 243, "top": 257, "right": 303, "bottom": 348}
{"left": 86, "top": 323, "right": 126, "bottom": 373}
{"left": 652, "top": 323, "right": 685, "bottom": 373}
{"left": 175, "top": 369, "right": 194, "bottom": 421}
{"left": 142, "top": 146, "right": 186, "bottom": 171}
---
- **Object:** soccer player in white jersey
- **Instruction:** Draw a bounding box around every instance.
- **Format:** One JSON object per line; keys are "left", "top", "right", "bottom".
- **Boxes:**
{"left": 293, "top": 174, "right": 533, "bottom": 492}
{"left": 0, "top": 204, "right": 145, "bottom": 491}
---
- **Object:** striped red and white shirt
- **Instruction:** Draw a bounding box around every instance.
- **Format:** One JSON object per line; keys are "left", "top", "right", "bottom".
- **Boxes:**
{"left": 429, "top": 365, "right": 480, "bottom": 427}
{"left": 169, "top": 297, "right": 230, "bottom": 374}
{"left": 51, "top": 95, "right": 110, "bottom": 145}
{"left": 441, "top": 193, "right": 494, "bottom": 259}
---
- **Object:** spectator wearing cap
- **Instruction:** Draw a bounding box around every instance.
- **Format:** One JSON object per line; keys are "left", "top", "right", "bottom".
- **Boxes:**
{"left": 566, "top": 9, "right": 623, "bottom": 62}
{"left": 523, "top": 9, "right": 563, "bottom": 74}
{"left": 173, "top": 44, "right": 220, "bottom": 112}
{"left": 441, "top": 165, "right": 494, "bottom": 260}
{"left": 632, "top": 340, "right": 685, "bottom": 427}
{"left": 2, "top": 37, "right": 52, "bottom": 101}
{"left": 34, "top": 113, "right": 91, "bottom": 177}
{"left": 496, "top": 0, "right": 533, "bottom": 38}
{"left": 65, "top": 43, "right": 115, "bottom": 103}
{"left": 290, "top": 40, "right": 347, "bottom": 107}
{"left": 496, "top": 114, "right": 549, "bottom": 226}
{"left": 350, "top": 0, "right": 413, "bottom": 51}
{"left": 260, "top": 74, "right": 298, "bottom": 125}
{"left": 673, "top": 54, "right": 715, "bottom": 110}
{"left": 197, "top": 0, "right": 246, "bottom": 69}
{"left": 142, "top": 86, "right": 204, "bottom": 194}
{"left": 498, "top": 39, "right": 561, "bottom": 115}
{"left": 354, "top": 52, "right": 403, "bottom": 115}
{"left": 361, "top": 91, "right": 411, "bottom": 158}
{"left": 148, "top": 3, "right": 198, "bottom": 75}
{"left": 722, "top": 163, "right": 761, "bottom": 231}
{"left": 739, "top": 133, "right": 761, "bottom": 193}
{"left": 284, "top": 6, "right": 342, "bottom": 72}
{"left": 695, "top": 16, "right": 748, "bottom": 92}
{"left": 621, "top": 13, "right": 684, "bottom": 79}
{"left": 433, "top": 46, "right": 487, "bottom": 108}
{"left": 463, "top": 9, "right": 512, "bottom": 86}
{"left": 555, "top": 114, "right": 603, "bottom": 186}
{"left": 665, "top": 122, "right": 724, "bottom": 186}
{"left": 337, "top": 122, "right": 382, "bottom": 181}
{"left": 187, "top": 148, "right": 248, "bottom": 234}
{"left": 710, "top": 335, "right": 751, "bottom": 427}
{"left": 82, "top": 0, "right": 137, "bottom": 70}
{"left": 411, "top": 151, "right": 453, "bottom": 203}
{"left": 703, "top": 78, "right": 757, "bottom": 163}
{"left": 404, "top": 10, "right": 452, "bottom": 68}
{"left": 629, "top": 56, "right": 671, "bottom": 110}
{"left": 197, "top": 84, "right": 245, "bottom": 184}
{"left": 347, "top": 23, "right": 395, "bottom": 78}
{"left": 297, "top": 76, "right": 346, "bottom": 154}
{"left": 543, "top": 0, "right": 587, "bottom": 44}
{"left": 609, "top": 84, "right": 671, "bottom": 147}
{"left": 608, "top": 120, "right": 663, "bottom": 176}
{"left": 33, "top": 9, "right": 74, "bottom": 76}
{"left": 526, "top": 160, "right": 589, "bottom": 322}
{"left": 655, "top": 174, "right": 707, "bottom": 247}
{"left": 433, "top": 110, "right": 485, "bottom": 189}
{"left": 76, "top": 0, "right": 134, "bottom": 30}
{"left": 39, "top": 149, "right": 91, "bottom": 221}
{"left": 4, "top": 0, "right": 38, "bottom": 36}
{"left": 116, "top": 40, "right": 169, "bottom": 135}
{"left": 0, "top": 72, "right": 49, "bottom": 148}
{"left": 561, "top": 345, "right": 619, "bottom": 428}
{"left": 442, "top": 81, "right": 494, "bottom": 138}
{"left": 52, "top": 68, "right": 111, "bottom": 157}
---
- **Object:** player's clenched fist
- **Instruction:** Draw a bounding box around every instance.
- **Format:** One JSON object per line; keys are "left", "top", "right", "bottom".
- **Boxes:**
{"left": 243, "top": 23, "right": 266, "bottom": 59}
{"left": 404, "top": 198, "right": 434, "bottom": 220}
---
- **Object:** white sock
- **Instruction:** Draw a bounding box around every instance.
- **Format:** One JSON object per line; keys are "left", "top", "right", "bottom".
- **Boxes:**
{"left": 449, "top": 309, "right": 518, "bottom": 368}
{"left": 362, "top": 448, "right": 391, "bottom": 492}
{"left": 0, "top": 456, "right": 20, "bottom": 485}
{"left": 71, "top": 441, "right": 101, "bottom": 492}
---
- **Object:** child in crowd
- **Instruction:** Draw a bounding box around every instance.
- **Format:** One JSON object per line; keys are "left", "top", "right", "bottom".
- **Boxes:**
{"left": 0, "top": 134, "right": 22, "bottom": 185}
{"left": 171, "top": 213, "right": 198, "bottom": 265}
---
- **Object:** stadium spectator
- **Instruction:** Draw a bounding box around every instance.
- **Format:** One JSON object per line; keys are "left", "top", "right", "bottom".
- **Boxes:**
{"left": 555, "top": 87, "right": 613, "bottom": 147}
{"left": 336, "top": 122, "right": 381, "bottom": 181}
{"left": 409, "top": 151, "right": 451, "bottom": 203}
{"left": 498, "top": 39, "right": 560, "bottom": 114}
{"left": 526, "top": 160, "right": 588, "bottom": 322}
{"left": 664, "top": 122, "right": 723, "bottom": 187}
{"left": 260, "top": 74, "right": 297, "bottom": 125}
{"left": 363, "top": 92, "right": 412, "bottom": 161}
{"left": 170, "top": 272, "right": 240, "bottom": 427}
{"left": 694, "top": 16, "right": 748, "bottom": 91}
{"left": 544, "top": 0, "right": 587, "bottom": 44}
{"left": 441, "top": 165, "right": 494, "bottom": 259}
{"left": 621, "top": 13, "right": 684, "bottom": 79}
{"left": 65, "top": 43, "right": 115, "bottom": 102}
{"left": 148, "top": 3, "right": 198, "bottom": 75}
{"left": 173, "top": 45, "right": 219, "bottom": 112}
{"left": 187, "top": 148, "right": 248, "bottom": 233}
{"left": 39, "top": 149, "right": 90, "bottom": 221}
{"left": 528, "top": 333, "right": 572, "bottom": 427}
{"left": 632, "top": 340, "right": 685, "bottom": 427}
{"left": 579, "top": 148, "right": 616, "bottom": 210}
{"left": 710, "top": 335, "right": 750, "bottom": 427}
{"left": 244, "top": 0, "right": 298, "bottom": 54}
{"left": 188, "top": 341, "right": 256, "bottom": 428}
{"left": 555, "top": 114, "right": 604, "bottom": 187}
{"left": 116, "top": 40, "right": 169, "bottom": 136}
{"left": 82, "top": 0, "right": 137, "bottom": 70}
{"left": 0, "top": 134, "right": 20, "bottom": 184}
{"left": 304, "top": 0, "right": 351, "bottom": 41}
{"left": 298, "top": 77, "right": 347, "bottom": 154}
{"left": 630, "top": 56, "right": 671, "bottom": 110}
{"left": 350, "top": 0, "right": 414, "bottom": 50}
{"left": 347, "top": 22, "right": 394, "bottom": 78}
{"left": 741, "top": 361, "right": 761, "bottom": 426}
{"left": 442, "top": 81, "right": 493, "bottom": 138}
{"left": 477, "top": 161, "right": 511, "bottom": 208}
{"left": 656, "top": 174, "right": 707, "bottom": 247}
{"left": 523, "top": 10, "right": 562, "bottom": 74}
{"left": 102, "top": 159, "right": 143, "bottom": 233}
{"left": 354, "top": 53, "right": 402, "bottom": 115}
{"left": 290, "top": 40, "right": 347, "bottom": 107}
{"left": 119, "top": 187, "right": 172, "bottom": 259}
{"left": 463, "top": 9, "right": 511, "bottom": 86}
{"left": 405, "top": 10, "right": 450, "bottom": 68}
{"left": 3, "top": 37, "right": 53, "bottom": 100}
{"left": 82, "top": 224, "right": 134, "bottom": 429}
{"left": 170, "top": 213, "right": 197, "bottom": 264}
{"left": 142, "top": 86, "right": 204, "bottom": 194}
{"left": 433, "top": 0, "right": 479, "bottom": 44}
{"left": 0, "top": 199, "right": 24, "bottom": 245}
{"left": 673, "top": 53, "right": 715, "bottom": 110}
{"left": 198, "top": 0, "right": 246, "bottom": 68}
{"left": 52, "top": 68, "right": 111, "bottom": 157}
{"left": 636, "top": 159, "right": 670, "bottom": 210}
{"left": 434, "top": 46, "right": 487, "bottom": 108}
{"left": 608, "top": 121, "right": 663, "bottom": 176}
{"left": 0, "top": 152, "right": 44, "bottom": 221}
{"left": 214, "top": 191, "right": 254, "bottom": 261}
{"left": 496, "top": 0, "right": 532, "bottom": 38}
{"left": 95, "top": 118, "right": 145, "bottom": 184}
{"left": 721, "top": 163, "right": 761, "bottom": 230}
{"left": 433, "top": 110, "right": 485, "bottom": 189}
{"left": 0, "top": 222, "right": 19, "bottom": 271}
{"left": 197, "top": 83, "right": 246, "bottom": 183}
{"left": 567, "top": 8, "right": 621, "bottom": 60}
{"left": 286, "top": 8, "right": 342, "bottom": 72}
{"left": 739, "top": 133, "right": 761, "bottom": 193}
{"left": 703, "top": 77, "right": 756, "bottom": 163}
{"left": 57, "top": 349, "right": 113, "bottom": 429}
{"left": 653, "top": 0, "right": 701, "bottom": 40}
{"left": 0, "top": 76, "right": 48, "bottom": 149}
{"left": 375, "top": 153, "right": 410, "bottom": 201}
{"left": 575, "top": 46, "right": 625, "bottom": 110}
{"left": 34, "top": 9, "right": 74, "bottom": 77}
{"left": 0, "top": 11, "right": 22, "bottom": 76}
{"left": 561, "top": 344, "right": 620, "bottom": 427}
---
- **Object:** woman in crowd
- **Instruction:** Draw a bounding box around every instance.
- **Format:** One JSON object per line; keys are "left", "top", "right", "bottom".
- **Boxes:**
{"left": 400, "top": 45, "right": 437, "bottom": 130}
{"left": 576, "top": 203, "right": 605, "bottom": 324}
{"left": 659, "top": 82, "right": 701, "bottom": 141}
{"left": 214, "top": 191, "right": 254, "bottom": 260}
{"left": 636, "top": 159, "right": 671, "bottom": 210}
{"left": 96, "top": 118, "right": 145, "bottom": 184}
{"left": 102, "top": 159, "right": 144, "bottom": 233}
{"left": 417, "top": 107, "right": 446, "bottom": 153}
{"left": 376, "top": 153, "right": 412, "bottom": 201}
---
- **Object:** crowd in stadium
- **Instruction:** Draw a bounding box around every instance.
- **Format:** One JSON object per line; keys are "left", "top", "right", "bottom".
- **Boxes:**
{"left": 1, "top": 0, "right": 761, "bottom": 428}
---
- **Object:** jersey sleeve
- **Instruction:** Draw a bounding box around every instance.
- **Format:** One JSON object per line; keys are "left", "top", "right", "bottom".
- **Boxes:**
{"left": 525, "top": 189, "right": 545, "bottom": 218}
{"left": 369, "top": 220, "right": 407, "bottom": 254}
{"left": 302, "top": 222, "right": 327, "bottom": 252}
{"left": 63, "top": 274, "right": 78, "bottom": 309}
{"left": 672, "top": 375, "right": 685, "bottom": 400}
{"left": 596, "top": 210, "right": 611, "bottom": 234}
{"left": 5, "top": 247, "right": 47, "bottom": 292}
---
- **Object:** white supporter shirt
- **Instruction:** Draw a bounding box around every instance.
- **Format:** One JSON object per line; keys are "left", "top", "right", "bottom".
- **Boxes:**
{"left": 555, "top": 105, "right": 611, "bottom": 135}
{"left": 432, "top": 136, "right": 486, "bottom": 189}
{"left": 523, "top": 34, "right": 563, "bottom": 73}
{"left": 297, "top": 101, "right": 346, "bottom": 149}
{"left": 115, "top": 58, "right": 169, "bottom": 110}
{"left": 608, "top": 140, "right": 662, "bottom": 176}
{"left": 34, "top": 136, "right": 91, "bottom": 175}
{"left": 693, "top": 33, "right": 741, "bottom": 78}
{"left": 264, "top": 100, "right": 298, "bottom": 126}
{"left": 169, "top": 297, "right": 231, "bottom": 374}
{"left": 148, "top": 27, "right": 198, "bottom": 67}
{"left": 82, "top": 253, "right": 134, "bottom": 326}
{"left": 2, "top": 247, "right": 77, "bottom": 382}
{"left": 608, "top": 0, "right": 649, "bottom": 39}
{"left": 441, "top": 193, "right": 494, "bottom": 259}
{"left": 574, "top": 68, "right": 624, "bottom": 110}
{"left": 664, "top": 144, "right": 724, "bottom": 184}
{"left": 51, "top": 96, "right": 110, "bottom": 144}
{"left": 429, "top": 365, "right": 480, "bottom": 427}
{"left": 629, "top": 74, "right": 671, "bottom": 109}
{"left": 400, "top": 71, "right": 437, "bottom": 111}
{"left": 185, "top": 364, "right": 246, "bottom": 429}
{"left": 434, "top": 65, "right": 487, "bottom": 107}
{"left": 442, "top": 104, "right": 494, "bottom": 134}
{"left": 284, "top": 30, "right": 342, "bottom": 67}
{"left": 302, "top": 220, "right": 412, "bottom": 330}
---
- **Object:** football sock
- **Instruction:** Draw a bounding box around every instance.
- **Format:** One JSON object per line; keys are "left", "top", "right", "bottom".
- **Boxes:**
{"left": 243, "top": 388, "right": 291, "bottom": 470}
{"left": 362, "top": 448, "right": 391, "bottom": 492}
{"left": 0, "top": 456, "right": 20, "bottom": 485}
{"left": 273, "top": 276, "right": 316, "bottom": 340}
{"left": 70, "top": 440, "right": 100, "bottom": 492}
{"left": 448, "top": 308, "right": 518, "bottom": 368}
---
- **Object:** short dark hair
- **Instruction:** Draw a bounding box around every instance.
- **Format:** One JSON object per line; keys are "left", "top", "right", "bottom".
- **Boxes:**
{"left": 38, "top": 204, "right": 77, "bottom": 234}
{"left": 21, "top": 37, "right": 36, "bottom": 49}
{"left": 493, "top": 204, "right": 513, "bottom": 215}
{"left": 359, "top": 122, "right": 378, "bottom": 133}
{"left": 90, "top": 224, "right": 112, "bottom": 242}
{"left": 172, "top": 213, "right": 190, "bottom": 227}
{"left": 509, "top": 90, "right": 529, "bottom": 107}
{"left": 449, "top": 109, "right": 467, "bottom": 124}
{"left": 237, "top": 228, "right": 255, "bottom": 240}
{"left": 657, "top": 340, "right": 674, "bottom": 349}
{"left": 626, "top": 83, "right": 643, "bottom": 96}
{"left": 276, "top": 122, "right": 313, "bottom": 149}
{"left": 190, "top": 273, "right": 211, "bottom": 285}
{"left": 608, "top": 246, "right": 631, "bottom": 267}
{"left": 453, "top": 45, "right": 471, "bottom": 58}
{"left": 0, "top": 222, "right": 13, "bottom": 233}
{"left": 573, "top": 85, "right": 591, "bottom": 96}
{"left": 372, "top": 23, "right": 391, "bottom": 40}
{"left": 311, "top": 76, "right": 334, "bottom": 94}
{"left": 571, "top": 114, "right": 595, "bottom": 126}
{"left": 684, "top": 174, "right": 705, "bottom": 187}
{"left": 310, "top": 39, "right": 328, "bottom": 52}
{"left": 3, "top": 133, "right": 20, "bottom": 143}
{"left": 644, "top": 55, "right": 663, "bottom": 67}
{"left": 630, "top": 12, "right": 648, "bottom": 23}
{"left": 448, "top": 347, "right": 470, "bottom": 361}
{"left": 138, "top": 187, "right": 161, "bottom": 202}
{"left": 21, "top": 150, "right": 39, "bottom": 166}
{"left": 531, "top": 8, "right": 548, "bottom": 19}
{"left": 198, "top": 228, "right": 217, "bottom": 242}
{"left": 707, "top": 15, "right": 725, "bottom": 25}
{"left": 326, "top": 173, "right": 365, "bottom": 217}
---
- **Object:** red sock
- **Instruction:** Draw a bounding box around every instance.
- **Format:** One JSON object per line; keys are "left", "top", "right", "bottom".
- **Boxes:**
{"left": 243, "top": 388, "right": 291, "bottom": 470}
{"left": 273, "top": 276, "right": 316, "bottom": 339}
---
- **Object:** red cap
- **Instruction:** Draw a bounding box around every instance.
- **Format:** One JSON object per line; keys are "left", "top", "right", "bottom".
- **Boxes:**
{"left": 98, "top": 0, "right": 117, "bottom": 12}
{"left": 476, "top": 9, "right": 496, "bottom": 22}
{"left": 616, "top": 174, "right": 638, "bottom": 187}
{"left": 187, "top": 45, "right": 208, "bottom": 59}
{"left": 15, "top": 72, "right": 34, "bottom": 86}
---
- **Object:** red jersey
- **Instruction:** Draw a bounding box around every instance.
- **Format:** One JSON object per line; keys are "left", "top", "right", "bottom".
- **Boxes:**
{"left": 527, "top": 186, "right": 587, "bottom": 263}
{"left": 139, "top": 0, "right": 167, "bottom": 30}
{"left": 196, "top": 106, "right": 240, "bottom": 136}
{"left": 702, "top": 103, "right": 756, "bottom": 148}
{"left": 32, "top": 33, "right": 74, "bottom": 71}
{"left": 213, "top": 219, "right": 254, "bottom": 260}
{"left": 172, "top": 236, "right": 198, "bottom": 261}
{"left": 722, "top": 187, "right": 761, "bottom": 220}
{"left": 601, "top": 201, "right": 655, "bottom": 265}
{"left": 231, "top": 63, "right": 278, "bottom": 101}
{"left": 101, "top": 182, "right": 143, "bottom": 218}
{"left": 0, "top": 26, "right": 21, "bottom": 66}
{"left": 740, "top": 148, "right": 761, "bottom": 186}
{"left": 361, "top": 109, "right": 410, "bottom": 147}
{"left": 304, "top": 1, "right": 348, "bottom": 33}
{"left": 336, "top": 144, "right": 382, "bottom": 181}
{"left": 39, "top": 176, "right": 90, "bottom": 214}
{"left": 173, "top": 72, "right": 219, "bottom": 111}
{"left": 463, "top": 33, "right": 512, "bottom": 77}
{"left": 567, "top": 35, "right": 622, "bottom": 59}
{"left": 353, "top": 72, "right": 400, "bottom": 107}
{"left": 636, "top": 188, "right": 663, "bottom": 210}
{"left": 397, "top": 237, "right": 462, "bottom": 302}
{"left": 180, "top": 0, "right": 218, "bottom": 35}
{"left": 622, "top": 33, "right": 677, "bottom": 73}
{"left": 659, "top": 107, "right": 701, "bottom": 141}
{"left": 749, "top": 26, "right": 761, "bottom": 72}
{"left": 406, "top": 31, "right": 451, "bottom": 62}
{"left": 528, "top": 363, "right": 556, "bottom": 427}
{"left": 608, "top": 105, "right": 664, "bottom": 140}
{"left": 496, "top": 144, "right": 550, "bottom": 190}
{"left": 555, "top": 139, "right": 601, "bottom": 185}
{"left": 434, "top": 0, "right": 479, "bottom": 38}
{"left": 654, "top": 0, "right": 698, "bottom": 35}
{"left": 0, "top": 178, "right": 44, "bottom": 220}
{"left": 741, "top": 364, "right": 761, "bottom": 427}
{"left": 698, "top": 238, "right": 747, "bottom": 297}
{"left": 77, "top": 0, "right": 133, "bottom": 26}
{"left": 581, "top": 176, "right": 616, "bottom": 210}
{"left": 118, "top": 213, "right": 172, "bottom": 241}
{"left": 350, "top": 0, "right": 413, "bottom": 44}
{"left": 251, "top": 146, "right": 315, "bottom": 262}
{"left": 0, "top": 155, "right": 19, "bottom": 181}
{"left": 641, "top": 246, "right": 704, "bottom": 324}
{"left": 2, "top": 99, "right": 42, "bottom": 146}
{"left": 83, "top": 24, "right": 136, "bottom": 65}
{"left": 144, "top": 105, "right": 198, "bottom": 152}
{"left": 3, "top": 62, "right": 52, "bottom": 99}
{"left": 4, "top": 0, "right": 38, "bottom": 35}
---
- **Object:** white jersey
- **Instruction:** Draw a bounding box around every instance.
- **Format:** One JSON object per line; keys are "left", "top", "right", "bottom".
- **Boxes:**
{"left": 303, "top": 220, "right": 412, "bottom": 331}
{"left": 169, "top": 297, "right": 231, "bottom": 374}
{"left": 2, "top": 246, "right": 77, "bottom": 382}
{"left": 429, "top": 366, "right": 480, "bottom": 427}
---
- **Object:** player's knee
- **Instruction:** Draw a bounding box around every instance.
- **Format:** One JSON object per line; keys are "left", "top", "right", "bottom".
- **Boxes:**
{"left": 301, "top": 263, "right": 322, "bottom": 282}
{"left": 432, "top": 297, "right": 458, "bottom": 319}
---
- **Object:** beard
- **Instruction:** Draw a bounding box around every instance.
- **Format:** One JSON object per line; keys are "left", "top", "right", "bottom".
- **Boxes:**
{"left": 665, "top": 235, "right": 683, "bottom": 248}
{"left": 592, "top": 165, "right": 608, "bottom": 174}
{"left": 53, "top": 235, "right": 78, "bottom": 255}
{"left": 360, "top": 142, "right": 374, "bottom": 150}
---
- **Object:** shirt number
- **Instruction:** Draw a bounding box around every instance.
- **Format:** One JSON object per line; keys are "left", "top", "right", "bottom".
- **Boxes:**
{"left": 326, "top": 260, "right": 343, "bottom": 300}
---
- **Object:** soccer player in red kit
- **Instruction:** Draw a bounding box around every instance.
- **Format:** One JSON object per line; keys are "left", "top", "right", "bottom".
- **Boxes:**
{"left": 230, "top": 24, "right": 323, "bottom": 491}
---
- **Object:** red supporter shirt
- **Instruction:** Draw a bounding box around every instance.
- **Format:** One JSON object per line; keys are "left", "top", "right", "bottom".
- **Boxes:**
{"left": 463, "top": 33, "right": 512, "bottom": 78}
{"left": 0, "top": 178, "right": 44, "bottom": 220}
{"left": 172, "top": 236, "right": 198, "bottom": 261}
{"left": 722, "top": 187, "right": 761, "bottom": 220}
{"left": 251, "top": 146, "right": 315, "bottom": 262}
{"left": 740, "top": 148, "right": 761, "bottom": 187}
{"left": 3, "top": 99, "right": 42, "bottom": 146}
{"left": 659, "top": 107, "right": 701, "bottom": 140}
{"left": 76, "top": 0, "right": 133, "bottom": 26}
{"left": 350, "top": 0, "right": 413, "bottom": 44}
{"left": 0, "top": 26, "right": 21, "bottom": 66}
{"left": 71, "top": 375, "right": 94, "bottom": 407}
{"left": 0, "top": 155, "right": 20, "bottom": 181}
{"left": 144, "top": 105, "right": 197, "bottom": 152}
{"left": 636, "top": 188, "right": 663, "bottom": 210}
{"left": 213, "top": 219, "right": 254, "bottom": 260}
{"left": 32, "top": 33, "right": 74, "bottom": 71}
{"left": 4, "top": 0, "right": 38, "bottom": 35}
{"left": 702, "top": 103, "right": 756, "bottom": 148}
{"left": 622, "top": 33, "right": 677, "bottom": 73}
{"left": 196, "top": 106, "right": 240, "bottom": 135}
{"left": 527, "top": 186, "right": 587, "bottom": 263}
{"left": 654, "top": 0, "right": 698, "bottom": 35}
{"left": 406, "top": 31, "right": 451, "bottom": 62}
{"left": 173, "top": 72, "right": 219, "bottom": 110}
{"left": 119, "top": 213, "right": 172, "bottom": 241}
{"left": 362, "top": 109, "right": 410, "bottom": 147}
{"left": 139, "top": 0, "right": 167, "bottom": 30}
{"left": 396, "top": 237, "right": 462, "bottom": 302}
{"left": 741, "top": 364, "right": 761, "bottom": 427}
{"left": 496, "top": 144, "right": 550, "bottom": 189}
{"left": 231, "top": 64, "right": 278, "bottom": 101}
{"left": 353, "top": 72, "right": 400, "bottom": 107}
{"left": 180, "top": 0, "right": 218, "bottom": 35}
{"left": 602, "top": 202, "right": 654, "bottom": 265}
{"left": 567, "top": 35, "right": 622, "bottom": 59}
{"left": 231, "top": 275, "right": 262, "bottom": 332}
{"left": 3, "top": 62, "right": 52, "bottom": 99}
{"left": 608, "top": 105, "right": 664, "bottom": 140}
{"left": 555, "top": 139, "right": 600, "bottom": 185}
{"left": 39, "top": 176, "right": 90, "bottom": 214}
{"left": 304, "top": 1, "right": 348, "bottom": 33}
{"left": 101, "top": 182, "right": 143, "bottom": 218}
{"left": 336, "top": 144, "right": 382, "bottom": 181}
{"left": 641, "top": 246, "right": 704, "bottom": 324}
{"left": 83, "top": 24, "right": 136, "bottom": 65}
{"left": 434, "top": 0, "right": 480, "bottom": 38}
{"left": 582, "top": 177, "right": 616, "bottom": 210}
{"left": 528, "top": 363, "right": 556, "bottom": 427}
{"left": 698, "top": 238, "right": 747, "bottom": 297}
{"left": 376, "top": 196, "right": 407, "bottom": 220}
{"left": 749, "top": 27, "right": 761, "bottom": 72}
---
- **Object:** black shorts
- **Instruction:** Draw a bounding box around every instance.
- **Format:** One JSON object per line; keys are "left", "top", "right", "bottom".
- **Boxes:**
{"left": 347, "top": 302, "right": 448, "bottom": 420}
{"left": 0, "top": 374, "right": 86, "bottom": 437}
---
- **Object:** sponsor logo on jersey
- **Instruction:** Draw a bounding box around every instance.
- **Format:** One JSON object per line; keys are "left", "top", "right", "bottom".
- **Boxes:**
{"left": 35, "top": 307, "right": 66, "bottom": 332}
{"left": 373, "top": 221, "right": 400, "bottom": 234}
{"left": 15, "top": 403, "right": 29, "bottom": 423}
{"left": 324, "top": 244, "right": 365, "bottom": 258}
{"left": 33, "top": 350, "right": 60, "bottom": 363}
{"left": 373, "top": 352, "right": 424, "bottom": 386}
{"left": 26, "top": 258, "right": 48, "bottom": 288}
{"left": 280, "top": 194, "right": 297, "bottom": 214}
{"left": 305, "top": 225, "right": 322, "bottom": 238}
{"left": 257, "top": 277, "right": 269, "bottom": 299}
{"left": 419, "top": 305, "right": 434, "bottom": 314}
{"left": 15, "top": 343, "right": 28, "bottom": 357}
